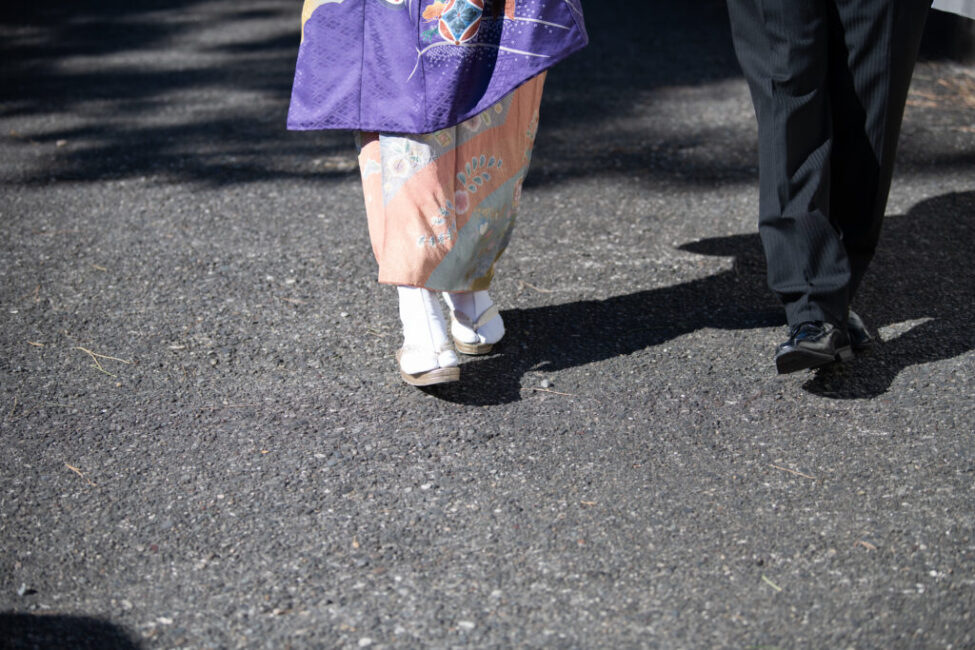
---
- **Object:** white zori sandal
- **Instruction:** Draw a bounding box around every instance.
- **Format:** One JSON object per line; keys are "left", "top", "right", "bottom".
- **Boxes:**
{"left": 396, "top": 286, "right": 460, "bottom": 386}
{"left": 443, "top": 291, "right": 505, "bottom": 355}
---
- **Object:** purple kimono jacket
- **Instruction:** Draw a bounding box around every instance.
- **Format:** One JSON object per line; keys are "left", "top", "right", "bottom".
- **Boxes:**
{"left": 287, "top": 0, "right": 588, "bottom": 133}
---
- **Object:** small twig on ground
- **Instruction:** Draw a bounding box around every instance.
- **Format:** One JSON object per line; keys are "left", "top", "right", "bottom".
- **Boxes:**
{"left": 770, "top": 463, "right": 816, "bottom": 480}
{"left": 75, "top": 347, "right": 132, "bottom": 377}
{"left": 9, "top": 397, "right": 18, "bottom": 417}
{"left": 761, "top": 575, "right": 783, "bottom": 592}
{"left": 65, "top": 463, "right": 96, "bottom": 486}
{"left": 278, "top": 297, "right": 308, "bottom": 305}
{"left": 741, "top": 390, "right": 764, "bottom": 408}
{"left": 207, "top": 403, "right": 258, "bottom": 411}
{"left": 27, "top": 341, "right": 45, "bottom": 347}
{"left": 521, "top": 387, "right": 579, "bottom": 397}
{"left": 518, "top": 280, "right": 554, "bottom": 294}
{"left": 906, "top": 99, "right": 938, "bottom": 108}
{"left": 91, "top": 264, "right": 108, "bottom": 272}
{"left": 855, "top": 540, "right": 877, "bottom": 551}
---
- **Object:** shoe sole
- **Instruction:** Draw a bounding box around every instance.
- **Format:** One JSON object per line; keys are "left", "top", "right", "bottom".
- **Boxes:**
{"left": 851, "top": 339, "right": 874, "bottom": 354}
{"left": 399, "top": 365, "right": 460, "bottom": 386}
{"left": 396, "top": 349, "right": 461, "bottom": 386}
{"left": 776, "top": 345, "right": 853, "bottom": 374}
{"left": 453, "top": 338, "right": 495, "bottom": 355}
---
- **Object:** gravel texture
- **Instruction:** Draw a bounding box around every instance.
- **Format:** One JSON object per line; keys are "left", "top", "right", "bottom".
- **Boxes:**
{"left": 2, "top": 1, "right": 974, "bottom": 648}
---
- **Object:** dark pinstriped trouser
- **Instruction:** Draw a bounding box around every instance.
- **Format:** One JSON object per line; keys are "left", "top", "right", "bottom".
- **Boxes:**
{"left": 726, "top": 0, "right": 932, "bottom": 328}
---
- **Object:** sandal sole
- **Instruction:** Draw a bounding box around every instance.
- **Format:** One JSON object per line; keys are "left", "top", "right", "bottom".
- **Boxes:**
{"left": 453, "top": 338, "right": 495, "bottom": 355}
{"left": 399, "top": 366, "right": 460, "bottom": 386}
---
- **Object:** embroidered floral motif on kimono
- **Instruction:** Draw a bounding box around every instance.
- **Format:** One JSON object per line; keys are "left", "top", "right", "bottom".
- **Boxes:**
{"left": 437, "top": 0, "right": 484, "bottom": 44}
{"left": 356, "top": 75, "right": 545, "bottom": 292}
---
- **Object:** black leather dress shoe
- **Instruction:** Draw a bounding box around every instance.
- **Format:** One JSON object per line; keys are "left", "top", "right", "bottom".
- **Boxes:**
{"left": 847, "top": 310, "right": 874, "bottom": 351}
{"left": 775, "top": 321, "right": 854, "bottom": 374}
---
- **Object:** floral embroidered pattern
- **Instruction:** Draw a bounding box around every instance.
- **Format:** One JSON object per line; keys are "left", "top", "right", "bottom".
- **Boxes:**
{"left": 382, "top": 138, "right": 432, "bottom": 180}
{"left": 290, "top": 0, "right": 585, "bottom": 133}
{"left": 457, "top": 155, "right": 500, "bottom": 194}
{"left": 433, "top": 130, "right": 453, "bottom": 147}
{"left": 422, "top": 1, "right": 446, "bottom": 20}
{"left": 419, "top": 0, "right": 526, "bottom": 47}
{"left": 354, "top": 75, "right": 546, "bottom": 291}
{"left": 417, "top": 199, "right": 458, "bottom": 248}
{"left": 438, "top": 0, "right": 484, "bottom": 44}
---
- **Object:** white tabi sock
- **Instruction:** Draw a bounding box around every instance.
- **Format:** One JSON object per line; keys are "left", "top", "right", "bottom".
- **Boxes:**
{"left": 397, "top": 286, "right": 458, "bottom": 374}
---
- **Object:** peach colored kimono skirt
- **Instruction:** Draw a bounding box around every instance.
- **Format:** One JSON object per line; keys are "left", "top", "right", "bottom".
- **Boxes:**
{"left": 356, "top": 73, "right": 545, "bottom": 292}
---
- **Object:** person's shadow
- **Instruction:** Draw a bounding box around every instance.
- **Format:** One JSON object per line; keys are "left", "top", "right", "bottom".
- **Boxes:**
{"left": 0, "top": 612, "right": 141, "bottom": 649}
{"left": 428, "top": 191, "right": 974, "bottom": 404}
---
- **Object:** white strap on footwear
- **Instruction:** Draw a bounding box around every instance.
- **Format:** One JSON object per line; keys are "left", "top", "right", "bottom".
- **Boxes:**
{"left": 396, "top": 347, "right": 460, "bottom": 386}
{"left": 451, "top": 303, "right": 500, "bottom": 332}
{"left": 397, "top": 342, "right": 458, "bottom": 375}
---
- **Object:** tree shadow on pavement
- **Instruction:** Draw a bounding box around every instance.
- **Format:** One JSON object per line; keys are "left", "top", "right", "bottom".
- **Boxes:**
{"left": 3, "top": 0, "right": 972, "bottom": 188}
{"left": 0, "top": 0, "right": 350, "bottom": 185}
{"left": 430, "top": 191, "right": 975, "bottom": 405}
{"left": 0, "top": 0, "right": 750, "bottom": 187}
{"left": 0, "top": 612, "right": 142, "bottom": 650}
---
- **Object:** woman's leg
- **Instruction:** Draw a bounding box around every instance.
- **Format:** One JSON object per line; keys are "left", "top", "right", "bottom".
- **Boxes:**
{"left": 354, "top": 75, "right": 546, "bottom": 380}
{"left": 397, "top": 286, "right": 459, "bottom": 386}
{"left": 443, "top": 290, "right": 505, "bottom": 355}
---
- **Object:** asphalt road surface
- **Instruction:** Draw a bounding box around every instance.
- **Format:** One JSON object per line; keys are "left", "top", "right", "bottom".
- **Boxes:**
{"left": 2, "top": 1, "right": 974, "bottom": 648}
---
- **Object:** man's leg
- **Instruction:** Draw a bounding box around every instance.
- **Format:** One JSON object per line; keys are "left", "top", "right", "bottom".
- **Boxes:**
{"left": 827, "top": 0, "right": 932, "bottom": 299}
{"left": 727, "top": 0, "right": 852, "bottom": 329}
